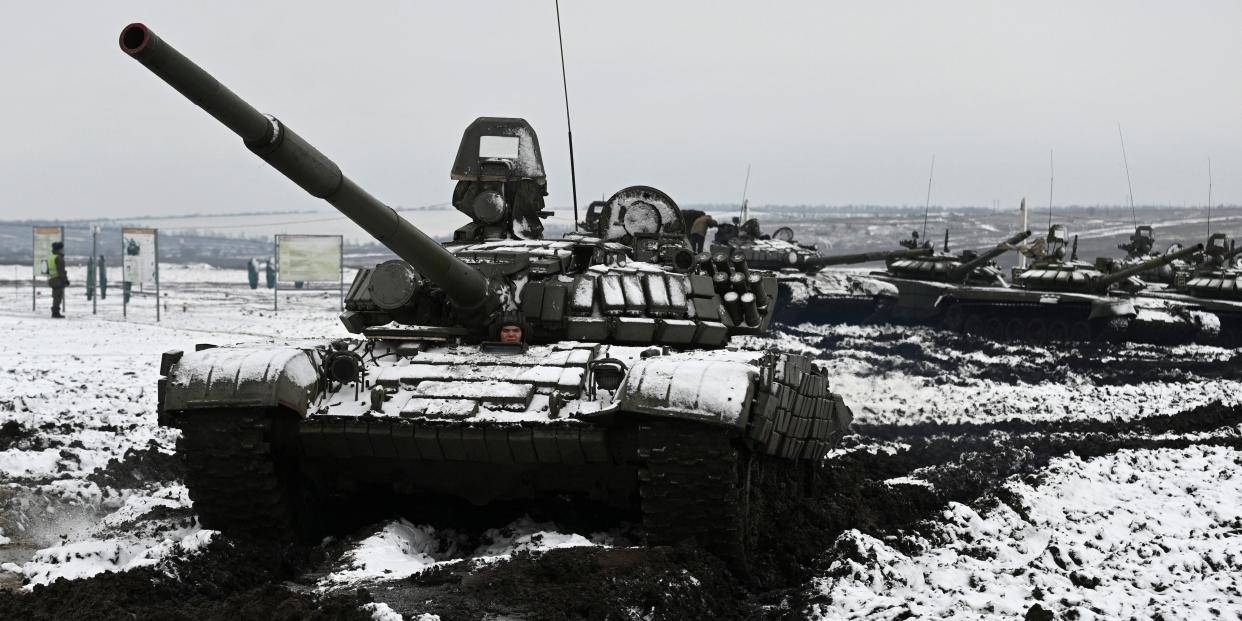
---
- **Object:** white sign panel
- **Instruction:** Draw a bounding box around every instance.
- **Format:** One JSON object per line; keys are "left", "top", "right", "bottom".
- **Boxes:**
{"left": 277, "top": 235, "right": 341, "bottom": 283}
{"left": 122, "top": 228, "right": 158, "bottom": 285}
{"left": 33, "top": 226, "right": 63, "bottom": 277}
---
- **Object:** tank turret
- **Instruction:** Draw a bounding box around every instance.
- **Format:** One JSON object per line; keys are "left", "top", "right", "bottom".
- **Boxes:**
{"left": 1091, "top": 243, "right": 1203, "bottom": 292}
{"left": 1016, "top": 224, "right": 1202, "bottom": 294}
{"left": 946, "top": 230, "right": 1033, "bottom": 282}
{"left": 121, "top": 23, "right": 774, "bottom": 345}
{"left": 1181, "top": 233, "right": 1242, "bottom": 300}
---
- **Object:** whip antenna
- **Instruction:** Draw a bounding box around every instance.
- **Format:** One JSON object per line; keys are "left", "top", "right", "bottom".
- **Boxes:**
{"left": 921, "top": 155, "right": 935, "bottom": 241}
{"left": 555, "top": 0, "right": 579, "bottom": 228}
{"left": 740, "top": 164, "right": 752, "bottom": 223}
{"left": 1048, "top": 150, "right": 1054, "bottom": 229}
{"left": 1208, "top": 158, "right": 1213, "bottom": 235}
{"left": 1118, "top": 123, "right": 1137, "bottom": 227}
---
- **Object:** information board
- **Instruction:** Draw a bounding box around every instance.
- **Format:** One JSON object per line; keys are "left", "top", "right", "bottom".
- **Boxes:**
{"left": 32, "top": 226, "right": 63, "bottom": 278}
{"left": 276, "top": 235, "right": 342, "bottom": 283}
{"left": 122, "top": 228, "right": 158, "bottom": 285}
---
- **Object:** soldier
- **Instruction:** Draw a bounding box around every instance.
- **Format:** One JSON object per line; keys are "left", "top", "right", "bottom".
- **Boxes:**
{"left": 499, "top": 323, "right": 523, "bottom": 343}
{"left": 46, "top": 241, "right": 68, "bottom": 318}
{"left": 689, "top": 213, "right": 717, "bottom": 253}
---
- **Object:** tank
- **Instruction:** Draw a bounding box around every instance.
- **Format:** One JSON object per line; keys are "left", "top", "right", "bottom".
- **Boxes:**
{"left": 933, "top": 225, "right": 1208, "bottom": 342}
{"left": 1096, "top": 225, "right": 1190, "bottom": 285}
{"left": 710, "top": 217, "right": 930, "bottom": 273}
{"left": 121, "top": 23, "right": 852, "bottom": 570}
{"left": 1138, "top": 232, "right": 1242, "bottom": 342}
{"left": 698, "top": 218, "right": 934, "bottom": 326}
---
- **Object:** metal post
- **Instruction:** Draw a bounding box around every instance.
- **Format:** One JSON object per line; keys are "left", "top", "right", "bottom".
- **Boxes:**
{"left": 121, "top": 231, "right": 126, "bottom": 319}
{"left": 92, "top": 225, "right": 98, "bottom": 315}
{"left": 31, "top": 227, "right": 35, "bottom": 312}
{"left": 154, "top": 229, "right": 160, "bottom": 322}
{"left": 273, "top": 236, "right": 279, "bottom": 313}
{"left": 1018, "top": 198, "right": 1028, "bottom": 269}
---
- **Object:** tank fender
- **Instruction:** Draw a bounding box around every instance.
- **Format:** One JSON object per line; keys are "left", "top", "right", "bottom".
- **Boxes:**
{"left": 615, "top": 357, "right": 756, "bottom": 428}
{"left": 161, "top": 346, "right": 320, "bottom": 417}
{"left": 1088, "top": 299, "right": 1136, "bottom": 320}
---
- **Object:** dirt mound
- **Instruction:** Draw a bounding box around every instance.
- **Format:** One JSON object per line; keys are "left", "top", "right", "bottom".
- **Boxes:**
{"left": 391, "top": 546, "right": 740, "bottom": 621}
{"left": 86, "top": 442, "right": 184, "bottom": 490}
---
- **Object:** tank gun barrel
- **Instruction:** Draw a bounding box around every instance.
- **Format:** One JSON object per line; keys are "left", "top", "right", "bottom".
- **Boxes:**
{"left": 1095, "top": 243, "right": 1203, "bottom": 291}
{"left": 801, "top": 246, "right": 932, "bottom": 271}
{"left": 947, "top": 230, "right": 1032, "bottom": 282}
{"left": 118, "top": 24, "right": 491, "bottom": 312}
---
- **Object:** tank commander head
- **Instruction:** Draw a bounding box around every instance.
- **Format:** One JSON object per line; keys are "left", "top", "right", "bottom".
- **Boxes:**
{"left": 499, "top": 323, "right": 523, "bottom": 343}
{"left": 489, "top": 312, "right": 529, "bottom": 345}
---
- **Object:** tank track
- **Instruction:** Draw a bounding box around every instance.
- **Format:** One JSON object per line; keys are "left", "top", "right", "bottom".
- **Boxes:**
{"left": 176, "top": 408, "right": 309, "bottom": 537}
{"left": 637, "top": 419, "right": 761, "bottom": 572}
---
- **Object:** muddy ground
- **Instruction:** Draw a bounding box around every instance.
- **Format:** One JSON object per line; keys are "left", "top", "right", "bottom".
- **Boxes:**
{"left": 0, "top": 326, "right": 1238, "bottom": 620}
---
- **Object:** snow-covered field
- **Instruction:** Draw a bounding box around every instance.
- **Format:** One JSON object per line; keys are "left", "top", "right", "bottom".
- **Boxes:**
{"left": 0, "top": 263, "right": 1239, "bottom": 619}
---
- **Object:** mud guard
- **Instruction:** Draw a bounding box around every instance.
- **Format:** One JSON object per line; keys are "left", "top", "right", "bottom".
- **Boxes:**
{"left": 615, "top": 357, "right": 756, "bottom": 428}
{"left": 161, "top": 347, "right": 320, "bottom": 419}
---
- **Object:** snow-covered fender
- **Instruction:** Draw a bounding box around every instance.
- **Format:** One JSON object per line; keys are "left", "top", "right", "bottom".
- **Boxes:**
{"left": 158, "top": 346, "right": 321, "bottom": 420}
{"left": 1087, "top": 298, "right": 1136, "bottom": 320}
{"left": 615, "top": 357, "right": 757, "bottom": 427}
{"left": 615, "top": 353, "right": 852, "bottom": 461}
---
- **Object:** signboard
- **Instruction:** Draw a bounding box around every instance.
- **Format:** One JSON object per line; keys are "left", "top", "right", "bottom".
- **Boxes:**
{"left": 122, "top": 227, "right": 158, "bottom": 286}
{"left": 32, "top": 226, "right": 64, "bottom": 311}
{"left": 276, "top": 235, "right": 342, "bottom": 283}
{"left": 33, "top": 226, "right": 63, "bottom": 278}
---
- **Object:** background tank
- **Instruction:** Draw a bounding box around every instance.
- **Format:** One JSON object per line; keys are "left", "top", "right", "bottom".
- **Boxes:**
{"left": 121, "top": 23, "right": 852, "bottom": 571}
{"left": 933, "top": 224, "right": 1210, "bottom": 343}
{"left": 1138, "top": 232, "right": 1242, "bottom": 342}
{"left": 1095, "top": 225, "right": 1190, "bottom": 285}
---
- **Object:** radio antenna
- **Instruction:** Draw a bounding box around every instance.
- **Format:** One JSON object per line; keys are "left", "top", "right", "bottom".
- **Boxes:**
{"left": 921, "top": 155, "right": 935, "bottom": 241}
{"left": 1118, "top": 123, "right": 1137, "bottom": 227}
{"left": 555, "top": 0, "right": 579, "bottom": 228}
{"left": 1208, "top": 158, "right": 1213, "bottom": 235}
{"left": 740, "top": 164, "right": 752, "bottom": 223}
{"left": 1048, "top": 150, "right": 1054, "bottom": 229}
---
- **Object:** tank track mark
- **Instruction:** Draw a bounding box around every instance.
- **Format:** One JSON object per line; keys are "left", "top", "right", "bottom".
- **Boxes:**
{"left": 637, "top": 419, "right": 758, "bottom": 573}
{"left": 176, "top": 408, "right": 311, "bottom": 538}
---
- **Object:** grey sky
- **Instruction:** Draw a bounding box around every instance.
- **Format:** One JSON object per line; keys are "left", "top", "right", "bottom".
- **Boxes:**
{"left": 2, "top": 1, "right": 1239, "bottom": 222}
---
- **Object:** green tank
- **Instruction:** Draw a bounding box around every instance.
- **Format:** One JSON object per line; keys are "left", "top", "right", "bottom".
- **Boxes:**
{"left": 1138, "top": 232, "right": 1242, "bottom": 343}
{"left": 960, "top": 225, "right": 1205, "bottom": 342}
{"left": 866, "top": 225, "right": 1212, "bottom": 343}
{"left": 1096, "top": 225, "right": 1189, "bottom": 286}
{"left": 121, "top": 23, "right": 852, "bottom": 570}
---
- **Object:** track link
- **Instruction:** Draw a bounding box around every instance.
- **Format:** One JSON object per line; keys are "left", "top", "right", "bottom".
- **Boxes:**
{"left": 176, "top": 408, "right": 307, "bottom": 537}
{"left": 638, "top": 419, "right": 760, "bottom": 573}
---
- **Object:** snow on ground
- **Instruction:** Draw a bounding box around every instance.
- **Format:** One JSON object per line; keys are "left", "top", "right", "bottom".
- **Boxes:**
{"left": 810, "top": 446, "right": 1242, "bottom": 619}
{"left": 762, "top": 322, "right": 1242, "bottom": 426}
{"left": 0, "top": 266, "right": 348, "bottom": 585}
{"left": 2, "top": 262, "right": 1241, "bottom": 616}
{"left": 322, "top": 516, "right": 609, "bottom": 587}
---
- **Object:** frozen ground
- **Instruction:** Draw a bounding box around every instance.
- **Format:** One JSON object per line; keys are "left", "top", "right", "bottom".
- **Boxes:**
{"left": 0, "top": 264, "right": 1238, "bottom": 620}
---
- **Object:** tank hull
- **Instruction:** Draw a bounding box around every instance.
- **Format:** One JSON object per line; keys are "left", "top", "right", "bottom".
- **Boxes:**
{"left": 870, "top": 275, "right": 1214, "bottom": 344}
{"left": 160, "top": 341, "right": 852, "bottom": 568}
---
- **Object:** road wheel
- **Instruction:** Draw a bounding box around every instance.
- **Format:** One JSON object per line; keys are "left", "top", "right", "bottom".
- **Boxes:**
{"left": 943, "top": 304, "right": 965, "bottom": 332}
{"left": 1026, "top": 318, "right": 1048, "bottom": 342}
{"left": 1047, "top": 320, "right": 1069, "bottom": 342}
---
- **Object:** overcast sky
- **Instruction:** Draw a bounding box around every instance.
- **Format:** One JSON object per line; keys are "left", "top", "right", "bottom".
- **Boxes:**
{"left": 2, "top": 1, "right": 1238, "bottom": 222}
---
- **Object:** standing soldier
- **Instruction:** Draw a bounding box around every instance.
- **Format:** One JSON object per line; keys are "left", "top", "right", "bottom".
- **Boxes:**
{"left": 689, "top": 213, "right": 717, "bottom": 253}
{"left": 46, "top": 241, "right": 68, "bottom": 318}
